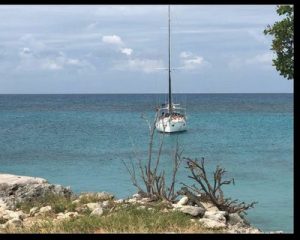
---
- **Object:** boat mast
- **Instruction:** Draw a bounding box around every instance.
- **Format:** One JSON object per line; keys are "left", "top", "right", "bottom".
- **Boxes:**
{"left": 168, "top": 5, "right": 172, "bottom": 113}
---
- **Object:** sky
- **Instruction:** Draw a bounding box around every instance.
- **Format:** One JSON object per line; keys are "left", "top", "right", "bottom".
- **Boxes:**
{"left": 0, "top": 5, "right": 294, "bottom": 93}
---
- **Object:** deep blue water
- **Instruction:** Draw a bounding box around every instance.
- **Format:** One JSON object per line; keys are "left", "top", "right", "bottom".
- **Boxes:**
{"left": 0, "top": 94, "right": 293, "bottom": 232}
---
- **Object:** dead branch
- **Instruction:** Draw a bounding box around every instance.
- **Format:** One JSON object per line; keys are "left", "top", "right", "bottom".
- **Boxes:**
{"left": 183, "top": 157, "right": 257, "bottom": 214}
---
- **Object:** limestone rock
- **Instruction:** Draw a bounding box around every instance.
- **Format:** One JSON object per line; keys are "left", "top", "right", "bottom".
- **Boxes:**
{"left": 199, "top": 218, "right": 226, "bottom": 229}
{"left": 36, "top": 206, "right": 52, "bottom": 216}
{"left": 72, "top": 199, "right": 80, "bottom": 204}
{"left": 228, "top": 213, "right": 248, "bottom": 227}
{"left": 0, "top": 199, "right": 8, "bottom": 210}
{"left": 200, "top": 202, "right": 219, "bottom": 211}
{"left": 247, "top": 227, "right": 261, "bottom": 234}
{"left": 227, "top": 225, "right": 262, "bottom": 233}
{"left": 177, "top": 196, "right": 189, "bottom": 206}
{"left": 203, "top": 210, "right": 227, "bottom": 224}
{"left": 0, "top": 173, "right": 72, "bottom": 209}
{"left": 78, "top": 192, "right": 114, "bottom": 202}
{"left": 56, "top": 211, "right": 78, "bottom": 220}
{"left": 128, "top": 198, "right": 138, "bottom": 204}
{"left": 114, "top": 199, "right": 124, "bottom": 204}
{"left": 0, "top": 174, "right": 46, "bottom": 186}
{"left": 102, "top": 200, "right": 110, "bottom": 208}
{"left": 0, "top": 210, "right": 4, "bottom": 220}
{"left": 1, "top": 210, "right": 26, "bottom": 221}
{"left": 179, "top": 206, "right": 206, "bottom": 217}
{"left": 162, "top": 208, "right": 169, "bottom": 213}
{"left": 75, "top": 205, "right": 88, "bottom": 213}
{"left": 90, "top": 207, "right": 103, "bottom": 216}
{"left": 140, "top": 198, "right": 152, "bottom": 204}
{"left": 132, "top": 193, "right": 142, "bottom": 199}
{"left": 95, "top": 192, "right": 114, "bottom": 201}
{"left": 56, "top": 212, "right": 65, "bottom": 220}
{"left": 4, "top": 218, "right": 23, "bottom": 229}
{"left": 65, "top": 212, "right": 78, "bottom": 218}
{"left": 29, "top": 207, "right": 39, "bottom": 217}
{"left": 171, "top": 203, "right": 182, "bottom": 209}
{"left": 0, "top": 223, "right": 5, "bottom": 230}
{"left": 86, "top": 202, "right": 102, "bottom": 211}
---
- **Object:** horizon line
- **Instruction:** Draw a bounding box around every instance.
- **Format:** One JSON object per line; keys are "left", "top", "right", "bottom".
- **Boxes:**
{"left": 0, "top": 92, "right": 293, "bottom": 95}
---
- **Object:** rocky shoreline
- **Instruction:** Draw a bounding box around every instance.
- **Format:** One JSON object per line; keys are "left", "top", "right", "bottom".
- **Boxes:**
{"left": 0, "top": 173, "right": 281, "bottom": 234}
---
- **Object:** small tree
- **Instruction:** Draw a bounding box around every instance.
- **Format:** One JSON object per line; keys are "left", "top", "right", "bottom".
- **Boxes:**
{"left": 181, "top": 157, "right": 257, "bottom": 214}
{"left": 264, "top": 5, "right": 294, "bottom": 80}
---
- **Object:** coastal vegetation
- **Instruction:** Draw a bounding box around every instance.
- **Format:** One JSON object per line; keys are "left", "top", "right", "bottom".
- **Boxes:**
{"left": 10, "top": 199, "right": 218, "bottom": 233}
{"left": 1, "top": 187, "right": 259, "bottom": 233}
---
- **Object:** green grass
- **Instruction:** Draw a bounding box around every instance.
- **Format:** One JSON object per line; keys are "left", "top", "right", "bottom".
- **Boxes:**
{"left": 14, "top": 204, "right": 222, "bottom": 233}
{"left": 78, "top": 194, "right": 113, "bottom": 205}
{"left": 8, "top": 194, "right": 226, "bottom": 233}
{"left": 78, "top": 195, "right": 101, "bottom": 204}
{"left": 15, "top": 194, "right": 77, "bottom": 214}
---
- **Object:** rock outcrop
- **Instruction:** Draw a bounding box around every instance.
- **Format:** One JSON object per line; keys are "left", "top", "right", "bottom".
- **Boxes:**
{"left": 0, "top": 173, "right": 72, "bottom": 210}
{"left": 90, "top": 208, "right": 104, "bottom": 216}
{"left": 173, "top": 195, "right": 262, "bottom": 233}
{"left": 0, "top": 173, "right": 272, "bottom": 234}
{"left": 178, "top": 206, "right": 206, "bottom": 217}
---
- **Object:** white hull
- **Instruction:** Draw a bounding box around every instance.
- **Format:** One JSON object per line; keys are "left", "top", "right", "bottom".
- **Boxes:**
{"left": 156, "top": 116, "right": 187, "bottom": 133}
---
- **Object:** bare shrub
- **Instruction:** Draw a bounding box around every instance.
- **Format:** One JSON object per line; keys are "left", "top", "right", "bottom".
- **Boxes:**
{"left": 123, "top": 113, "right": 183, "bottom": 202}
{"left": 181, "top": 157, "right": 257, "bottom": 214}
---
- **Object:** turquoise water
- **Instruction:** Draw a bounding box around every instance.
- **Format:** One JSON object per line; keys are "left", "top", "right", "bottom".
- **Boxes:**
{"left": 0, "top": 94, "right": 293, "bottom": 232}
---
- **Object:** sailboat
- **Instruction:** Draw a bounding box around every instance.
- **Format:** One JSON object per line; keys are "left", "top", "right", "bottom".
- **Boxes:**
{"left": 155, "top": 6, "right": 187, "bottom": 133}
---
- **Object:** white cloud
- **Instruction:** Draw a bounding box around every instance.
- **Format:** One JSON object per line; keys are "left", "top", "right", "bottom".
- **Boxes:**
{"left": 86, "top": 22, "right": 98, "bottom": 31}
{"left": 102, "top": 35, "right": 123, "bottom": 45}
{"left": 114, "top": 58, "right": 164, "bottom": 73}
{"left": 19, "top": 47, "right": 32, "bottom": 57}
{"left": 228, "top": 52, "right": 274, "bottom": 70}
{"left": 180, "top": 51, "right": 192, "bottom": 58}
{"left": 20, "top": 34, "right": 46, "bottom": 51}
{"left": 42, "top": 55, "right": 94, "bottom": 71}
{"left": 245, "top": 52, "right": 273, "bottom": 65}
{"left": 67, "top": 58, "right": 80, "bottom": 65}
{"left": 120, "top": 48, "right": 133, "bottom": 56}
{"left": 179, "top": 51, "right": 207, "bottom": 70}
{"left": 128, "top": 58, "right": 164, "bottom": 73}
{"left": 94, "top": 6, "right": 165, "bottom": 17}
{"left": 174, "top": 27, "right": 246, "bottom": 35}
{"left": 17, "top": 48, "right": 94, "bottom": 72}
{"left": 184, "top": 56, "right": 204, "bottom": 65}
{"left": 41, "top": 60, "right": 63, "bottom": 70}
{"left": 102, "top": 34, "right": 163, "bottom": 73}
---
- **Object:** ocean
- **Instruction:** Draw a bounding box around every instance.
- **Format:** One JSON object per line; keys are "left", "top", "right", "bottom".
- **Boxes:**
{"left": 0, "top": 93, "right": 293, "bottom": 232}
